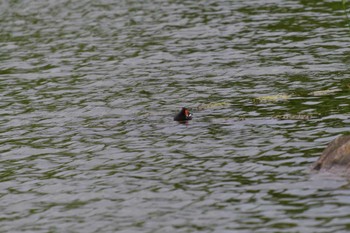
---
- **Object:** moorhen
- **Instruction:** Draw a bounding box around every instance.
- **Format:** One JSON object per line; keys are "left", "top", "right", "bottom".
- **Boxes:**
{"left": 174, "top": 107, "right": 192, "bottom": 121}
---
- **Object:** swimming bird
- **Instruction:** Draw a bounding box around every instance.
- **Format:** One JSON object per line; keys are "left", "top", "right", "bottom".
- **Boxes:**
{"left": 313, "top": 135, "right": 350, "bottom": 175}
{"left": 174, "top": 107, "right": 192, "bottom": 121}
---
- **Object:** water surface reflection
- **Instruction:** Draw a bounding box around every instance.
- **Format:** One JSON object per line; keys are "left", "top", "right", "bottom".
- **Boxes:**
{"left": 1, "top": 0, "right": 350, "bottom": 232}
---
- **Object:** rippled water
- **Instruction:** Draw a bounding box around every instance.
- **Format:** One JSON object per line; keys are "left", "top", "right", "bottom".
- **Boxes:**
{"left": 1, "top": 0, "right": 350, "bottom": 232}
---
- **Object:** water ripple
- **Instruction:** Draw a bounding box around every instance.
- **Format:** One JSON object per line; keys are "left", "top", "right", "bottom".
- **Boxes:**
{"left": 1, "top": 0, "right": 350, "bottom": 232}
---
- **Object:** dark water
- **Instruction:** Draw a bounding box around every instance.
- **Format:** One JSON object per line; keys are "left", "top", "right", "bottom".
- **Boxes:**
{"left": 1, "top": 0, "right": 350, "bottom": 232}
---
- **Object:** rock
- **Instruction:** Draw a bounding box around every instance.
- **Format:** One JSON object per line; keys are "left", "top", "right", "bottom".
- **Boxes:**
{"left": 313, "top": 135, "right": 350, "bottom": 174}
{"left": 273, "top": 114, "right": 313, "bottom": 120}
{"left": 195, "top": 102, "right": 230, "bottom": 111}
{"left": 253, "top": 94, "right": 292, "bottom": 104}
{"left": 310, "top": 89, "right": 341, "bottom": 96}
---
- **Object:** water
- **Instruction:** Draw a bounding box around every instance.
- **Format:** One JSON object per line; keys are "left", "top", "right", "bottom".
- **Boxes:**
{"left": 1, "top": 0, "right": 350, "bottom": 232}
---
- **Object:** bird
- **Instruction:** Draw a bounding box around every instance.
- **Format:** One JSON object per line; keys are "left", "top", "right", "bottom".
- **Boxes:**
{"left": 312, "top": 135, "right": 350, "bottom": 175}
{"left": 174, "top": 107, "right": 192, "bottom": 121}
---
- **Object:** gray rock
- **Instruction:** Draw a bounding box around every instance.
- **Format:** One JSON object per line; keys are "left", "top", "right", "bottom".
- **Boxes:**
{"left": 313, "top": 135, "right": 350, "bottom": 175}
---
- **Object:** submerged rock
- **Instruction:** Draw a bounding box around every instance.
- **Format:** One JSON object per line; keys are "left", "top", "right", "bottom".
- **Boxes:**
{"left": 313, "top": 135, "right": 350, "bottom": 175}
{"left": 195, "top": 102, "right": 230, "bottom": 111}
{"left": 253, "top": 94, "right": 292, "bottom": 104}
{"left": 273, "top": 114, "right": 314, "bottom": 120}
{"left": 310, "top": 88, "right": 341, "bottom": 97}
